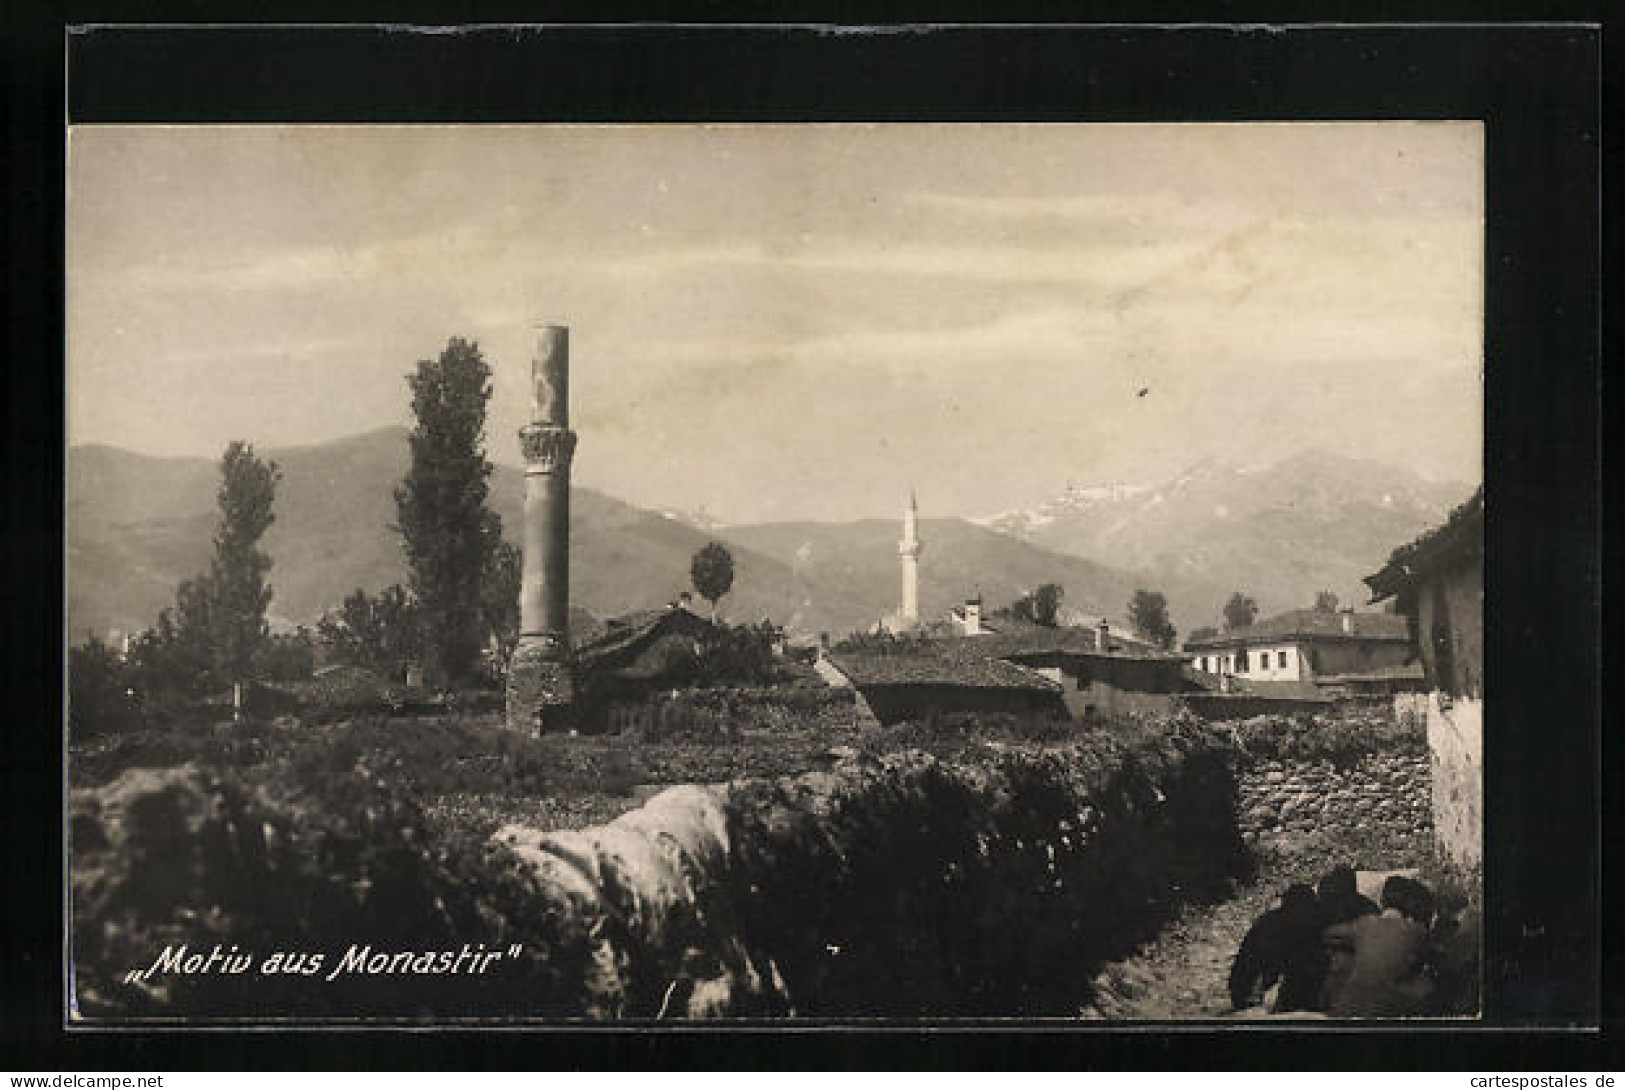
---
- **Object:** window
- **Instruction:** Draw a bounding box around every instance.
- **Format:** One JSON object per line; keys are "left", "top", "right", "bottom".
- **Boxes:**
{"left": 1278, "top": 650, "right": 1288, "bottom": 669}
{"left": 1237, "top": 650, "right": 1249, "bottom": 672}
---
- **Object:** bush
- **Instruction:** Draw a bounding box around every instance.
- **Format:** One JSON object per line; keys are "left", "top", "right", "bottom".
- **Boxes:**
{"left": 253, "top": 628, "right": 317, "bottom": 683}
{"left": 724, "top": 724, "right": 1251, "bottom": 1016}
{"left": 1224, "top": 708, "right": 1425, "bottom": 768}
{"left": 592, "top": 685, "right": 856, "bottom": 743}
{"left": 71, "top": 761, "right": 595, "bottom": 1018}
{"left": 68, "top": 638, "right": 144, "bottom": 739}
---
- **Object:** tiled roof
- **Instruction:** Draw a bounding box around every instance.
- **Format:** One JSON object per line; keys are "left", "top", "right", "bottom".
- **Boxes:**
{"left": 1183, "top": 609, "right": 1409, "bottom": 650}
{"left": 574, "top": 607, "right": 711, "bottom": 670}
{"left": 1365, "top": 486, "right": 1484, "bottom": 602}
{"left": 950, "top": 626, "right": 1101, "bottom": 659}
{"left": 826, "top": 648, "right": 1060, "bottom": 692}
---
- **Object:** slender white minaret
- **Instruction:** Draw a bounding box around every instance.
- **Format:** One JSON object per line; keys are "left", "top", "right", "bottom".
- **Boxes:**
{"left": 899, "top": 489, "right": 923, "bottom": 625}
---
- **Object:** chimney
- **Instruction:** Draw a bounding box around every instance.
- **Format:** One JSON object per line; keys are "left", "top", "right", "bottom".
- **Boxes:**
{"left": 1341, "top": 611, "right": 1353, "bottom": 635}
{"left": 964, "top": 596, "right": 982, "bottom": 636}
{"left": 1097, "top": 619, "right": 1111, "bottom": 652}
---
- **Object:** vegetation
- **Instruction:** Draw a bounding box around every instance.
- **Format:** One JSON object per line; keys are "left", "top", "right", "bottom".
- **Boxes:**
{"left": 209, "top": 441, "right": 282, "bottom": 685}
{"left": 70, "top": 442, "right": 284, "bottom": 737}
{"left": 1128, "top": 588, "right": 1178, "bottom": 650}
{"left": 1313, "top": 590, "right": 1340, "bottom": 613}
{"left": 317, "top": 585, "right": 422, "bottom": 678}
{"left": 394, "top": 337, "right": 505, "bottom": 685}
{"left": 68, "top": 637, "right": 141, "bottom": 738}
{"left": 252, "top": 628, "right": 317, "bottom": 683}
{"left": 1223, "top": 592, "right": 1259, "bottom": 631}
{"left": 689, "top": 541, "right": 735, "bottom": 621}
{"left": 1223, "top": 709, "right": 1427, "bottom": 768}
{"left": 480, "top": 540, "right": 522, "bottom": 672}
{"left": 1010, "top": 582, "right": 1065, "bottom": 627}
{"left": 72, "top": 708, "right": 1248, "bottom": 1018}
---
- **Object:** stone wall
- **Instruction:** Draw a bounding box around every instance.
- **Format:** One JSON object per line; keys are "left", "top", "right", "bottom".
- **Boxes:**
{"left": 1236, "top": 748, "right": 1433, "bottom": 858}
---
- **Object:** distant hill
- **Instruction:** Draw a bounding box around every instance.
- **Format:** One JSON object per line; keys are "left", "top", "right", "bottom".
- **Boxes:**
{"left": 67, "top": 430, "right": 1456, "bottom": 647}
{"left": 718, "top": 518, "right": 1229, "bottom": 638}
{"left": 976, "top": 449, "right": 1476, "bottom": 625}
{"left": 66, "top": 429, "right": 875, "bottom": 641}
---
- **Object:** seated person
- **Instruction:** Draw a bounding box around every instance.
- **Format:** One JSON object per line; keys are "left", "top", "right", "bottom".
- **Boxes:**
{"left": 1322, "top": 875, "right": 1437, "bottom": 1018}
{"left": 1229, "top": 884, "right": 1325, "bottom": 1012}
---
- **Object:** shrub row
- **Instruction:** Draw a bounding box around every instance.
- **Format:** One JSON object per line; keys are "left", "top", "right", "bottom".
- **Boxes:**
{"left": 71, "top": 720, "right": 1251, "bottom": 1019}
{"left": 1219, "top": 708, "right": 1426, "bottom": 768}
{"left": 71, "top": 761, "right": 595, "bottom": 1018}
{"left": 723, "top": 722, "right": 1251, "bottom": 1016}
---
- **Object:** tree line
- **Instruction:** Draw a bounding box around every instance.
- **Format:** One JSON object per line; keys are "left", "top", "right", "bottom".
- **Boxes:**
{"left": 70, "top": 337, "right": 519, "bottom": 735}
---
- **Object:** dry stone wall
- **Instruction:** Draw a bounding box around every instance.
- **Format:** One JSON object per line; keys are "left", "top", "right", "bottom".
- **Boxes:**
{"left": 1236, "top": 749, "right": 1432, "bottom": 858}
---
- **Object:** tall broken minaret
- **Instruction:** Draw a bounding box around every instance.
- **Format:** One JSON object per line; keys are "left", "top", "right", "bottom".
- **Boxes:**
{"left": 506, "top": 323, "right": 577, "bottom": 733}
{"left": 898, "top": 488, "right": 923, "bottom": 626}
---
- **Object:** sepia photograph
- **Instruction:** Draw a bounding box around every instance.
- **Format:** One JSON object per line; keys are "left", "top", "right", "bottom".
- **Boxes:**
{"left": 65, "top": 121, "right": 1486, "bottom": 1023}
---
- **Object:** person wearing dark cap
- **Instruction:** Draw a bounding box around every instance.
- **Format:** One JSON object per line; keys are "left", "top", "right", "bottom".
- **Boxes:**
{"left": 1317, "top": 864, "right": 1380, "bottom": 926}
{"left": 1322, "top": 875, "right": 1438, "bottom": 1017}
{"left": 1228, "top": 883, "right": 1326, "bottom": 1012}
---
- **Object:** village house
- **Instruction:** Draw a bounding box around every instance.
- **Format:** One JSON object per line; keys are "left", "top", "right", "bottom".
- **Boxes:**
{"left": 1183, "top": 607, "right": 1423, "bottom": 696}
{"left": 994, "top": 643, "right": 1203, "bottom": 721}
{"left": 951, "top": 618, "right": 1198, "bottom": 721}
{"left": 1364, "top": 486, "right": 1483, "bottom": 869}
{"left": 845, "top": 491, "right": 1192, "bottom": 723}
{"left": 816, "top": 643, "right": 1067, "bottom": 727}
{"left": 572, "top": 600, "right": 718, "bottom": 708}
{"left": 819, "top": 613, "right": 1199, "bottom": 726}
{"left": 944, "top": 595, "right": 1159, "bottom": 653}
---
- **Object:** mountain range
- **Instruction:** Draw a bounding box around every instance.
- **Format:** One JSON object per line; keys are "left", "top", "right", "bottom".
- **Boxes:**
{"left": 976, "top": 448, "right": 1475, "bottom": 624}
{"left": 66, "top": 427, "right": 1469, "bottom": 645}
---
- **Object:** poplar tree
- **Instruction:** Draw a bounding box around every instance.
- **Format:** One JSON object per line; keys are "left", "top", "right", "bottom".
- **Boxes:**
{"left": 208, "top": 441, "right": 281, "bottom": 686}
{"left": 395, "top": 337, "right": 503, "bottom": 684}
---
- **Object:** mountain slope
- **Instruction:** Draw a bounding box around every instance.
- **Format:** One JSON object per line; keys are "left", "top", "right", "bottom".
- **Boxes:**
{"left": 67, "top": 429, "right": 872, "bottom": 640}
{"left": 67, "top": 431, "right": 1454, "bottom": 646}
{"left": 978, "top": 449, "right": 1475, "bottom": 624}
{"left": 717, "top": 518, "right": 1229, "bottom": 637}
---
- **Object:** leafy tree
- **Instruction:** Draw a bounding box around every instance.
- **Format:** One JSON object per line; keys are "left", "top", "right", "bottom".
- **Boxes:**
{"left": 317, "top": 585, "right": 421, "bottom": 674}
{"left": 124, "top": 607, "right": 197, "bottom": 702}
{"left": 170, "top": 577, "right": 223, "bottom": 691}
{"left": 690, "top": 541, "right": 735, "bottom": 621}
{"left": 68, "top": 635, "right": 141, "bottom": 738}
{"left": 252, "top": 627, "right": 317, "bottom": 683}
{"left": 1128, "top": 589, "right": 1178, "bottom": 650}
{"left": 1010, "top": 583, "right": 1065, "bottom": 627}
{"left": 112, "top": 442, "right": 281, "bottom": 706}
{"left": 208, "top": 441, "right": 282, "bottom": 684}
{"left": 1313, "top": 590, "right": 1340, "bottom": 613}
{"left": 1031, "top": 583, "right": 1065, "bottom": 627}
{"left": 394, "top": 337, "right": 503, "bottom": 684}
{"left": 1223, "top": 592, "right": 1259, "bottom": 631}
{"left": 480, "top": 539, "right": 522, "bottom": 672}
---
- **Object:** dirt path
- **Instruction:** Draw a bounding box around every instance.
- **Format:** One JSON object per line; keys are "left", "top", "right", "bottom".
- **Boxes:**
{"left": 1081, "top": 880, "right": 1279, "bottom": 1020}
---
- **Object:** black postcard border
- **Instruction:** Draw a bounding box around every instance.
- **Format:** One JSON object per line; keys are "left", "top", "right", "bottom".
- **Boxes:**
{"left": 5, "top": 11, "right": 1611, "bottom": 1071}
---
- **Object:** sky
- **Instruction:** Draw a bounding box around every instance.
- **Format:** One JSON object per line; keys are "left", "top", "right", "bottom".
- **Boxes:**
{"left": 68, "top": 124, "right": 1483, "bottom": 524}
